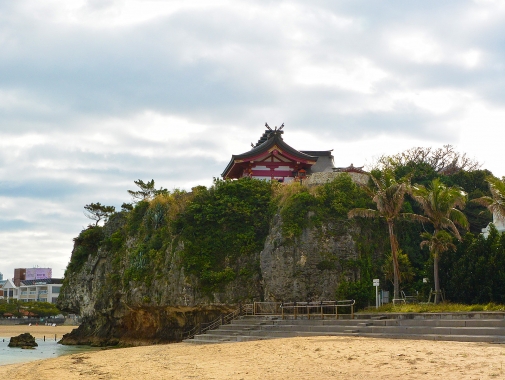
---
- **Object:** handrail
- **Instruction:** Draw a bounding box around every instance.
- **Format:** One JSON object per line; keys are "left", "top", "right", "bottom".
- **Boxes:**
{"left": 280, "top": 300, "right": 355, "bottom": 319}
{"left": 182, "top": 299, "right": 356, "bottom": 339}
{"left": 182, "top": 305, "right": 244, "bottom": 340}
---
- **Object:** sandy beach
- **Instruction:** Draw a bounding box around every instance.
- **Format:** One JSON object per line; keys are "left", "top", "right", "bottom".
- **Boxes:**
{"left": 0, "top": 325, "right": 76, "bottom": 340}
{"left": 0, "top": 334, "right": 503, "bottom": 379}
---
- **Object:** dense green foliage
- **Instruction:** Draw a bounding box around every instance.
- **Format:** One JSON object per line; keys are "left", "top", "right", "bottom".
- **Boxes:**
{"left": 176, "top": 178, "right": 274, "bottom": 293}
{"left": 440, "top": 224, "right": 505, "bottom": 304}
{"left": 335, "top": 157, "right": 495, "bottom": 306}
{"left": 279, "top": 174, "right": 371, "bottom": 239}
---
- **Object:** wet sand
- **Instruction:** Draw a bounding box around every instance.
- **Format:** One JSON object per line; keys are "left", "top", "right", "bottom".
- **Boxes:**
{"left": 0, "top": 335, "right": 503, "bottom": 379}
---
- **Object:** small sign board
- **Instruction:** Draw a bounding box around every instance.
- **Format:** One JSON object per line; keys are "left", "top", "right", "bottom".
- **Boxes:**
{"left": 373, "top": 279, "right": 380, "bottom": 286}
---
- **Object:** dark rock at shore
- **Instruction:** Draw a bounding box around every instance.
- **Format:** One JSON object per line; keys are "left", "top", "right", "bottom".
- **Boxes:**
{"left": 8, "top": 333, "right": 38, "bottom": 349}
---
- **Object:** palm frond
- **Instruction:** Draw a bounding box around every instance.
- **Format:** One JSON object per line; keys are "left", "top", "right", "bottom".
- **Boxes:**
{"left": 471, "top": 196, "right": 493, "bottom": 208}
{"left": 399, "top": 213, "right": 431, "bottom": 223}
{"left": 449, "top": 208, "right": 469, "bottom": 229}
{"left": 439, "top": 218, "right": 462, "bottom": 241}
{"left": 348, "top": 208, "right": 381, "bottom": 219}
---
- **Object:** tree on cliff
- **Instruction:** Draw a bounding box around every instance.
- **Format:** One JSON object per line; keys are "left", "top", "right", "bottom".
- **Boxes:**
{"left": 127, "top": 179, "right": 168, "bottom": 202}
{"left": 412, "top": 178, "right": 468, "bottom": 303}
{"left": 84, "top": 202, "right": 116, "bottom": 226}
{"left": 373, "top": 145, "right": 481, "bottom": 175}
{"left": 348, "top": 171, "right": 427, "bottom": 300}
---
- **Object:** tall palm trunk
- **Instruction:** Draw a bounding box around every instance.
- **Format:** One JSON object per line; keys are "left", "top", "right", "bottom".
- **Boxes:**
{"left": 433, "top": 248, "right": 440, "bottom": 304}
{"left": 387, "top": 220, "right": 400, "bottom": 300}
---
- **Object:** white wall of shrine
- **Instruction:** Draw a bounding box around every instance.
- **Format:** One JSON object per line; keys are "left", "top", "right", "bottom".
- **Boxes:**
{"left": 482, "top": 211, "right": 505, "bottom": 238}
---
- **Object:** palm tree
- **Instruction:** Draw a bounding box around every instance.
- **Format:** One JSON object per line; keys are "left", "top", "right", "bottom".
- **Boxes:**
{"left": 412, "top": 178, "right": 468, "bottom": 303}
{"left": 472, "top": 176, "right": 505, "bottom": 224}
{"left": 348, "top": 171, "right": 427, "bottom": 300}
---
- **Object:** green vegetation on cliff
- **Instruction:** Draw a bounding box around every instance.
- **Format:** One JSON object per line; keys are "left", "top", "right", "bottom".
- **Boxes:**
{"left": 176, "top": 178, "right": 273, "bottom": 293}
{"left": 62, "top": 145, "right": 504, "bottom": 311}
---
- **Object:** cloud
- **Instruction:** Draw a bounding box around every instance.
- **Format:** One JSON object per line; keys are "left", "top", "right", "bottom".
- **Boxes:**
{"left": 0, "top": 0, "right": 505, "bottom": 279}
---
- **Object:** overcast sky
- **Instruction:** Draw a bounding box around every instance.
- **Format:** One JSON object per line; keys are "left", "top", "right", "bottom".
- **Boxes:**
{"left": 1, "top": 0, "right": 504, "bottom": 281}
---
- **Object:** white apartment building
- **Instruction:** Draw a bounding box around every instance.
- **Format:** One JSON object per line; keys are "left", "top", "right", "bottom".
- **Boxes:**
{"left": 0, "top": 278, "right": 63, "bottom": 304}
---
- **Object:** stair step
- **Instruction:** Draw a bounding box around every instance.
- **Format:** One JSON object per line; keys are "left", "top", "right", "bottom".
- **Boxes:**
{"left": 185, "top": 313, "right": 505, "bottom": 344}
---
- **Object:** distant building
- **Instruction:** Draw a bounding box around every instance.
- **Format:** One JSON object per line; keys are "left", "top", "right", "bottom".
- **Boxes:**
{"left": 18, "top": 278, "right": 63, "bottom": 304}
{"left": 0, "top": 278, "right": 19, "bottom": 301}
{"left": 1, "top": 267, "right": 61, "bottom": 304}
{"left": 14, "top": 267, "right": 52, "bottom": 286}
{"left": 0, "top": 279, "right": 5, "bottom": 299}
{"left": 0, "top": 278, "right": 62, "bottom": 304}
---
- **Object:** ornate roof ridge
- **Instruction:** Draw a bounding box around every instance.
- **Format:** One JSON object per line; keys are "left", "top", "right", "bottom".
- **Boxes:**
{"left": 333, "top": 163, "right": 367, "bottom": 174}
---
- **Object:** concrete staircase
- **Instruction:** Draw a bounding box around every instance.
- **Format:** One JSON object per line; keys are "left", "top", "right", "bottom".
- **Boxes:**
{"left": 184, "top": 314, "right": 505, "bottom": 344}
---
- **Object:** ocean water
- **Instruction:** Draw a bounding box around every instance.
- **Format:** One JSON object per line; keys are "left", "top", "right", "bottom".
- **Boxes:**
{"left": 0, "top": 336, "right": 99, "bottom": 366}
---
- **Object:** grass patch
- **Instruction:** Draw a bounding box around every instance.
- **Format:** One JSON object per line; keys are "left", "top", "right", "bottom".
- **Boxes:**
{"left": 364, "top": 302, "right": 505, "bottom": 313}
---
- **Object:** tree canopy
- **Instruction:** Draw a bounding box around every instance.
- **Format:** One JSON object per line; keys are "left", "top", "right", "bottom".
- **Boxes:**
{"left": 127, "top": 179, "right": 168, "bottom": 202}
{"left": 84, "top": 202, "right": 116, "bottom": 226}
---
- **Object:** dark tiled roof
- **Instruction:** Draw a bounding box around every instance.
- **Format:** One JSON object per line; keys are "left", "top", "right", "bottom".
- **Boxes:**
{"left": 300, "top": 150, "right": 333, "bottom": 157}
{"left": 255, "top": 129, "right": 276, "bottom": 147}
{"left": 20, "top": 278, "right": 64, "bottom": 286}
{"left": 333, "top": 164, "right": 367, "bottom": 174}
{"left": 222, "top": 129, "right": 321, "bottom": 178}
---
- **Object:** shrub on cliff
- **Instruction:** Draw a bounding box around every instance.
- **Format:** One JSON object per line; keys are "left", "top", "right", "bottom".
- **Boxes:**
{"left": 176, "top": 177, "right": 274, "bottom": 293}
{"left": 66, "top": 226, "right": 104, "bottom": 274}
{"left": 277, "top": 174, "right": 372, "bottom": 240}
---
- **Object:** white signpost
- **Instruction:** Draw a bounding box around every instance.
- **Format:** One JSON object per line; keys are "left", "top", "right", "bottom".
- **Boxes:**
{"left": 373, "top": 279, "right": 380, "bottom": 309}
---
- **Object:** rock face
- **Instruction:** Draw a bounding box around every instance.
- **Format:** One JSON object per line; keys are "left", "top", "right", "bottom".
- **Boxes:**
{"left": 8, "top": 333, "right": 38, "bottom": 349}
{"left": 59, "top": 216, "right": 360, "bottom": 346}
{"left": 261, "top": 214, "right": 358, "bottom": 301}
{"left": 58, "top": 187, "right": 368, "bottom": 346}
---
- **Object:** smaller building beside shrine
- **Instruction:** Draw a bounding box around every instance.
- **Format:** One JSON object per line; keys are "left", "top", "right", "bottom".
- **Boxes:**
{"left": 222, "top": 125, "right": 368, "bottom": 185}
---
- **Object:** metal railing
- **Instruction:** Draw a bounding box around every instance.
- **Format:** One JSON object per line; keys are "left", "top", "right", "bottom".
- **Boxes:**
{"left": 280, "top": 300, "right": 355, "bottom": 319}
{"left": 253, "top": 302, "right": 282, "bottom": 315}
{"left": 182, "top": 299, "right": 356, "bottom": 340}
{"left": 243, "top": 303, "right": 254, "bottom": 315}
{"left": 182, "top": 305, "right": 244, "bottom": 340}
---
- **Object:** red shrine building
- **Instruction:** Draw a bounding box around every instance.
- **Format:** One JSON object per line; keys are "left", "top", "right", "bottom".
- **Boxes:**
{"left": 222, "top": 125, "right": 339, "bottom": 182}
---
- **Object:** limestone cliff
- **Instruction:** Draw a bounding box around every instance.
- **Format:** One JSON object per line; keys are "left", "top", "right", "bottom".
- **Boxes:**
{"left": 261, "top": 214, "right": 358, "bottom": 301}
{"left": 58, "top": 175, "right": 380, "bottom": 346}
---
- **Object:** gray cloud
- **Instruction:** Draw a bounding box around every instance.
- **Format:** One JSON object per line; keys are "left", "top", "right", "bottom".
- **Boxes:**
{"left": 0, "top": 0, "right": 505, "bottom": 279}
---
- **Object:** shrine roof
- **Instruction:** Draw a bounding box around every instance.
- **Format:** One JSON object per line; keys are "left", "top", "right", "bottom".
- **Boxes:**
{"left": 222, "top": 129, "right": 326, "bottom": 178}
{"left": 222, "top": 126, "right": 337, "bottom": 178}
{"left": 300, "top": 150, "right": 333, "bottom": 157}
{"left": 236, "top": 131, "right": 318, "bottom": 160}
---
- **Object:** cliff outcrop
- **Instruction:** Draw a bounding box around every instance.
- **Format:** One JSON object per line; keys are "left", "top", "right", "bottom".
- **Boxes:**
{"left": 58, "top": 175, "right": 383, "bottom": 346}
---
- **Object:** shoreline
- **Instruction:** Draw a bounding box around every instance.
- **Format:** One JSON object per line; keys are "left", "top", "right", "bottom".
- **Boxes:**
{"left": 0, "top": 325, "right": 89, "bottom": 368}
{"left": 0, "top": 325, "right": 77, "bottom": 340}
{"left": 0, "top": 335, "right": 503, "bottom": 379}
